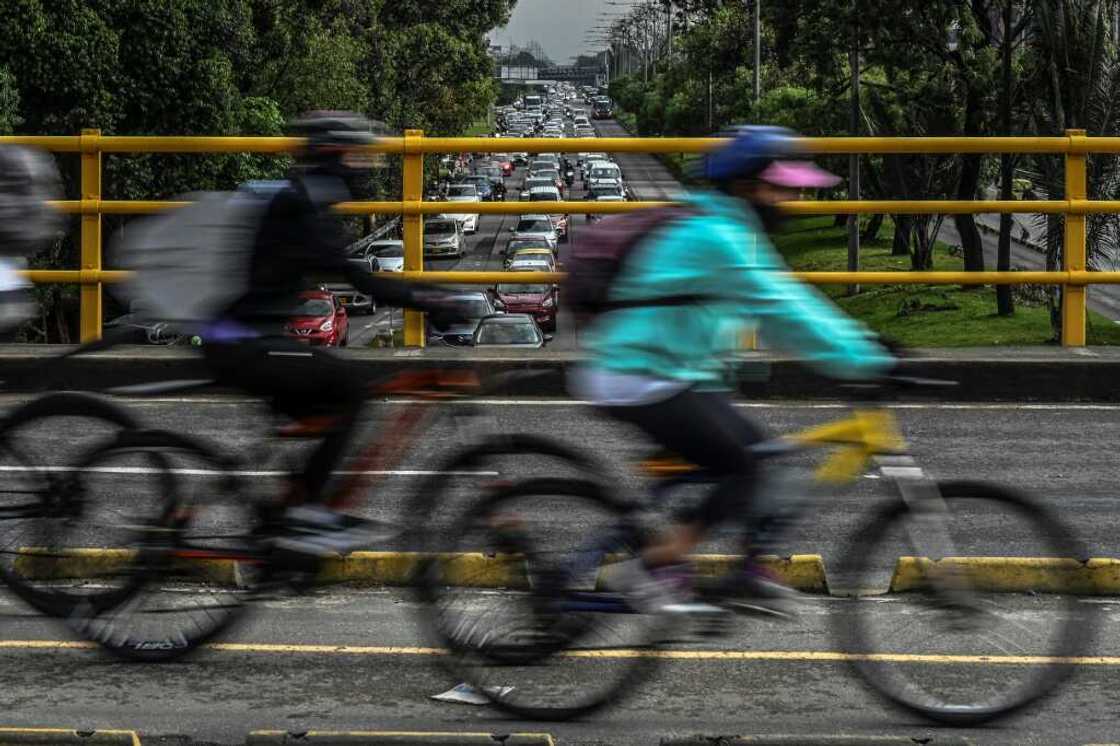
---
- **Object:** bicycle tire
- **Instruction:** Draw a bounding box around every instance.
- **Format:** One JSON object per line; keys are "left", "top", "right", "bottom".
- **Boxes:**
{"left": 0, "top": 392, "right": 150, "bottom": 616}
{"left": 835, "top": 480, "right": 1091, "bottom": 725}
{"left": 417, "top": 475, "right": 666, "bottom": 721}
{"left": 63, "top": 429, "right": 263, "bottom": 662}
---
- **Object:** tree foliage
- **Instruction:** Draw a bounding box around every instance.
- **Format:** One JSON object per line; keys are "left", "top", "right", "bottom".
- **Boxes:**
{"left": 0, "top": 0, "right": 517, "bottom": 341}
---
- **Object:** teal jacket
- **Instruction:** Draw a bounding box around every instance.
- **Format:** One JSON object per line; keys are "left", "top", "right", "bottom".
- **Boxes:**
{"left": 581, "top": 189, "right": 894, "bottom": 385}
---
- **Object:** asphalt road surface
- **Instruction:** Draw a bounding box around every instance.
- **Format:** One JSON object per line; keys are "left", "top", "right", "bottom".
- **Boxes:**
{"left": 1, "top": 397, "right": 1120, "bottom": 743}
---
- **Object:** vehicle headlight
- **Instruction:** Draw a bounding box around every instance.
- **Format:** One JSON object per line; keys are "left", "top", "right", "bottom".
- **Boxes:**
{"left": 542, "top": 297, "right": 555, "bottom": 309}
{"left": 320, "top": 320, "right": 334, "bottom": 332}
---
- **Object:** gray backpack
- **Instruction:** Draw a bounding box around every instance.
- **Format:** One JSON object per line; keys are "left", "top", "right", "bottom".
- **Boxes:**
{"left": 113, "top": 180, "right": 288, "bottom": 331}
{"left": 0, "top": 145, "right": 65, "bottom": 256}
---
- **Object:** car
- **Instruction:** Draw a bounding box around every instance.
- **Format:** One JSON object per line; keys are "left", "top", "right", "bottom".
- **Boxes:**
{"left": 528, "top": 187, "right": 569, "bottom": 240}
{"left": 508, "top": 257, "right": 554, "bottom": 274}
{"left": 510, "top": 214, "right": 558, "bottom": 248}
{"left": 491, "top": 275, "right": 559, "bottom": 333}
{"left": 529, "top": 168, "right": 564, "bottom": 194}
{"left": 505, "top": 246, "right": 557, "bottom": 268}
{"left": 423, "top": 217, "right": 465, "bottom": 258}
{"left": 520, "top": 176, "right": 557, "bottom": 200}
{"left": 573, "top": 115, "right": 591, "bottom": 129}
{"left": 472, "top": 313, "right": 546, "bottom": 348}
{"left": 458, "top": 174, "right": 494, "bottom": 201}
{"left": 588, "top": 182, "right": 626, "bottom": 202}
{"left": 427, "top": 290, "right": 499, "bottom": 346}
{"left": 286, "top": 291, "right": 349, "bottom": 347}
{"left": 492, "top": 154, "right": 514, "bottom": 176}
{"left": 103, "top": 300, "right": 184, "bottom": 345}
{"left": 586, "top": 162, "right": 623, "bottom": 187}
{"left": 444, "top": 184, "right": 481, "bottom": 233}
{"left": 370, "top": 239, "right": 405, "bottom": 272}
{"left": 504, "top": 238, "right": 553, "bottom": 257}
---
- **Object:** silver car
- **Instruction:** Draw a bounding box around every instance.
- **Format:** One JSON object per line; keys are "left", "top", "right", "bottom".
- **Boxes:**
{"left": 371, "top": 240, "right": 405, "bottom": 272}
{"left": 423, "top": 217, "right": 464, "bottom": 258}
{"left": 473, "top": 314, "right": 546, "bottom": 348}
{"left": 444, "top": 184, "right": 480, "bottom": 234}
{"left": 510, "top": 214, "right": 558, "bottom": 248}
{"left": 428, "top": 291, "right": 498, "bottom": 346}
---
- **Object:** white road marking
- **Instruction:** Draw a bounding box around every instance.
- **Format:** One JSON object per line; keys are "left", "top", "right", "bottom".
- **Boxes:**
{"left": 10, "top": 397, "right": 1120, "bottom": 411}
{"left": 0, "top": 465, "right": 497, "bottom": 478}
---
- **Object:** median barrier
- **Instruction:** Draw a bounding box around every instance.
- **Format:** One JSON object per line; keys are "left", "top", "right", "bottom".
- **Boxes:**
{"left": 15, "top": 549, "right": 1120, "bottom": 595}
{"left": 7, "top": 345, "right": 1120, "bottom": 401}
{"left": 0, "top": 730, "right": 140, "bottom": 746}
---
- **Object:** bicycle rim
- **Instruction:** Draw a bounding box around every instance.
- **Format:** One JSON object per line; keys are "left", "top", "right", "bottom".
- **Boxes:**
{"left": 65, "top": 430, "right": 265, "bottom": 662}
{"left": 0, "top": 394, "right": 153, "bottom": 616}
{"left": 417, "top": 476, "right": 666, "bottom": 721}
{"left": 836, "top": 480, "right": 1092, "bottom": 724}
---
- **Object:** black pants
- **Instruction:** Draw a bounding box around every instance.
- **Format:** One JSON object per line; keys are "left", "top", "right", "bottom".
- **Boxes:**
{"left": 604, "top": 388, "right": 766, "bottom": 529}
{"left": 203, "top": 338, "right": 367, "bottom": 502}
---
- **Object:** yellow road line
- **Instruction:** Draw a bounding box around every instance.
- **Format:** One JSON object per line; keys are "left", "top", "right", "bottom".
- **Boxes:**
{"left": 0, "top": 639, "right": 1115, "bottom": 666}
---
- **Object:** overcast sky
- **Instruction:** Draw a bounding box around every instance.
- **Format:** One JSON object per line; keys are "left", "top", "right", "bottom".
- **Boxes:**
{"left": 491, "top": 0, "right": 609, "bottom": 63}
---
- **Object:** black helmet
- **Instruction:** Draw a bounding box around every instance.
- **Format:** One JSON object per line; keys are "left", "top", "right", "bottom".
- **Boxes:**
{"left": 288, "top": 111, "right": 391, "bottom": 176}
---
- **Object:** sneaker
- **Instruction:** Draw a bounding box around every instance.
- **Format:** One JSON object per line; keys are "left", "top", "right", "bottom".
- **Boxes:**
{"left": 272, "top": 504, "right": 379, "bottom": 558}
{"left": 600, "top": 558, "right": 723, "bottom": 617}
{"left": 717, "top": 561, "right": 802, "bottom": 619}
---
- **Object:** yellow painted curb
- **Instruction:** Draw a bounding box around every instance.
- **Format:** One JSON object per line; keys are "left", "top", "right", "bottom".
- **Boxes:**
{"left": 14, "top": 549, "right": 241, "bottom": 585}
{"left": 890, "top": 557, "right": 1120, "bottom": 594}
{"left": 247, "top": 730, "right": 554, "bottom": 746}
{"left": 317, "top": 552, "right": 528, "bottom": 589}
{"left": 0, "top": 729, "right": 140, "bottom": 746}
{"left": 649, "top": 554, "right": 829, "bottom": 594}
{"left": 17, "top": 549, "right": 1120, "bottom": 594}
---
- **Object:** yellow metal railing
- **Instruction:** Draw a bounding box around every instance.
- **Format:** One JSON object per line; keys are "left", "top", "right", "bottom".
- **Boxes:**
{"left": 3, "top": 128, "right": 1115, "bottom": 346}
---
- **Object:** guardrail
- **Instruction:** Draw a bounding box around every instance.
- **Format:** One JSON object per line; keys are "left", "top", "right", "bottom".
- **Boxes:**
{"left": 0, "top": 128, "right": 1110, "bottom": 346}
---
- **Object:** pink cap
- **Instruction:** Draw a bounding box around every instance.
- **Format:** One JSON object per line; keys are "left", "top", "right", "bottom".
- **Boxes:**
{"left": 759, "top": 160, "right": 841, "bottom": 189}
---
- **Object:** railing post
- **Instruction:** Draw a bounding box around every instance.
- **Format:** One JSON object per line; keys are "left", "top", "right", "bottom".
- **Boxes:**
{"left": 1062, "top": 129, "right": 1088, "bottom": 347}
{"left": 79, "top": 128, "right": 102, "bottom": 342}
{"left": 402, "top": 129, "right": 425, "bottom": 348}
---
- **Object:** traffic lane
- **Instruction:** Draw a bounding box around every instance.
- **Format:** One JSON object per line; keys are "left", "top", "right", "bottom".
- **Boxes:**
{"left": 593, "top": 118, "right": 688, "bottom": 201}
{"left": 0, "top": 589, "right": 1116, "bottom": 745}
{"left": 4, "top": 398, "right": 1120, "bottom": 563}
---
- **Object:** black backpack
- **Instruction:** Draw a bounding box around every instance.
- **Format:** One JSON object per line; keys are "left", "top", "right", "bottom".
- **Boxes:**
{"left": 565, "top": 206, "right": 703, "bottom": 326}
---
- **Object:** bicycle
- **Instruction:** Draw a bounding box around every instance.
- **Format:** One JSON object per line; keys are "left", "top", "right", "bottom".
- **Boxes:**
{"left": 63, "top": 367, "right": 600, "bottom": 662}
{"left": 412, "top": 376, "right": 1092, "bottom": 724}
{"left": 0, "top": 340, "right": 177, "bottom": 619}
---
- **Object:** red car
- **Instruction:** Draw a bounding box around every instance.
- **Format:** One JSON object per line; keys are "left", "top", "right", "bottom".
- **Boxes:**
{"left": 496, "top": 156, "right": 514, "bottom": 177}
{"left": 285, "top": 290, "right": 350, "bottom": 347}
{"left": 491, "top": 275, "right": 558, "bottom": 333}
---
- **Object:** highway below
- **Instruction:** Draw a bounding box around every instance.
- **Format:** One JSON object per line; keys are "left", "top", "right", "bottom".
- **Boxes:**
{"left": 1, "top": 397, "right": 1120, "bottom": 743}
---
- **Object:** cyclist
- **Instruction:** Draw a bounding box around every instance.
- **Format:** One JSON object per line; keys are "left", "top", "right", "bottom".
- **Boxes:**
{"left": 202, "top": 111, "right": 468, "bottom": 556}
{"left": 570, "top": 126, "right": 895, "bottom": 615}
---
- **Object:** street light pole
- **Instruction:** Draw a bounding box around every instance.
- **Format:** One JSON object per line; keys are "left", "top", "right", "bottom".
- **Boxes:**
{"left": 753, "top": 0, "right": 761, "bottom": 106}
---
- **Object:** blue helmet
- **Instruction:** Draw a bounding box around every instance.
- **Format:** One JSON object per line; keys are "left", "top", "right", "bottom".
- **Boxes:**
{"left": 699, "top": 125, "right": 799, "bottom": 182}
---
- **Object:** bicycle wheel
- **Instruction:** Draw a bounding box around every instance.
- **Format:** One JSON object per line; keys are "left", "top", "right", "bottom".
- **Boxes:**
{"left": 0, "top": 392, "right": 155, "bottom": 616}
{"left": 64, "top": 429, "right": 267, "bottom": 662}
{"left": 835, "top": 480, "right": 1091, "bottom": 725}
{"left": 416, "top": 476, "right": 668, "bottom": 721}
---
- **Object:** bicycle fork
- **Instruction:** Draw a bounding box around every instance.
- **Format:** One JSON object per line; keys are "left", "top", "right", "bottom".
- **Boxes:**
{"left": 875, "top": 454, "right": 976, "bottom": 608}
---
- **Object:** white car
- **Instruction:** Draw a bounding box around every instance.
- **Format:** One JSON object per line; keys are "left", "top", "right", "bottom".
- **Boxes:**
{"left": 510, "top": 214, "right": 558, "bottom": 248}
{"left": 370, "top": 240, "right": 405, "bottom": 272}
{"left": 424, "top": 217, "right": 465, "bottom": 258}
{"left": 444, "top": 183, "right": 481, "bottom": 233}
{"left": 587, "top": 162, "right": 623, "bottom": 186}
{"left": 521, "top": 176, "right": 557, "bottom": 200}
